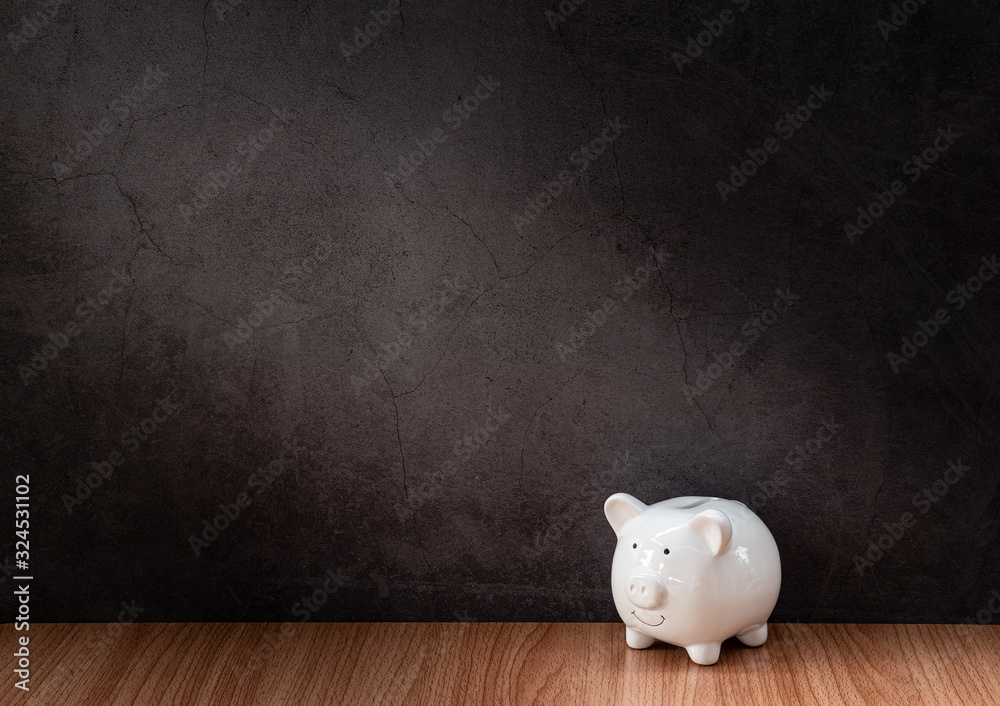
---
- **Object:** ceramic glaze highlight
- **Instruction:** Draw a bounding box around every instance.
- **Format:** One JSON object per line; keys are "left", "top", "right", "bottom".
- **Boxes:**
{"left": 604, "top": 493, "right": 781, "bottom": 665}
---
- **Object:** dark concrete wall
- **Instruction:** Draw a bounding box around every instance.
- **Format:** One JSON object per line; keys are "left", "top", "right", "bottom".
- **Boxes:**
{"left": 2, "top": 0, "right": 998, "bottom": 624}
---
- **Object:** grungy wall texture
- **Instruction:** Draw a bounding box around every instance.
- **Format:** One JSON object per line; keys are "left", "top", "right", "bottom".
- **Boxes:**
{"left": 1, "top": 0, "right": 999, "bottom": 625}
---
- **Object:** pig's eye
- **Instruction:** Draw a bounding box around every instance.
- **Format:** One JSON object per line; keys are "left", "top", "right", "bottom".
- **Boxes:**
{"left": 663, "top": 548, "right": 670, "bottom": 555}
{"left": 632, "top": 543, "right": 637, "bottom": 549}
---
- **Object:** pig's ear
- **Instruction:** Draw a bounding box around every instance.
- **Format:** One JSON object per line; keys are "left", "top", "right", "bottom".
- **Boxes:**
{"left": 604, "top": 493, "right": 646, "bottom": 536}
{"left": 687, "top": 509, "right": 733, "bottom": 556}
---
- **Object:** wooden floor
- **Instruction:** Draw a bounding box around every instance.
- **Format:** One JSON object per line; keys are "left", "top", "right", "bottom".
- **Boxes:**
{"left": 3, "top": 622, "right": 998, "bottom": 705}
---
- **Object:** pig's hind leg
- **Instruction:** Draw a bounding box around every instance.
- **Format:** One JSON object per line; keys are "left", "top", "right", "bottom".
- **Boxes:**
{"left": 736, "top": 623, "right": 768, "bottom": 647}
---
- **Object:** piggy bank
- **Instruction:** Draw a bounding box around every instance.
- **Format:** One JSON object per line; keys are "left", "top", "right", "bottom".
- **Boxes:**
{"left": 604, "top": 493, "right": 781, "bottom": 665}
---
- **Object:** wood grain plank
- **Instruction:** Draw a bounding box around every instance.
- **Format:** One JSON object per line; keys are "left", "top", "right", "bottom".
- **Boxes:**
{"left": 2, "top": 622, "right": 998, "bottom": 705}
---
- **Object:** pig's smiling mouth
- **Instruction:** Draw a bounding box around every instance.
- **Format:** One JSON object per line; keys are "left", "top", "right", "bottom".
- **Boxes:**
{"left": 631, "top": 610, "right": 665, "bottom": 627}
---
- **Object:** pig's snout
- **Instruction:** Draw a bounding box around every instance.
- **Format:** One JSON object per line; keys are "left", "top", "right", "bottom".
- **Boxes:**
{"left": 625, "top": 567, "right": 666, "bottom": 610}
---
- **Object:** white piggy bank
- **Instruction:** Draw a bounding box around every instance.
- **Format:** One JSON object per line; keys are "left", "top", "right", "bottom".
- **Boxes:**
{"left": 604, "top": 493, "right": 781, "bottom": 665}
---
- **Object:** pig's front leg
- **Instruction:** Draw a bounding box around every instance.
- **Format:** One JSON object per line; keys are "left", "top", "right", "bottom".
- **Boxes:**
{"left": 625, "top": 626, "right": 655, "bottom": 649}
{"left": 685, "top": 642, "right": 721, "bottom": 665}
